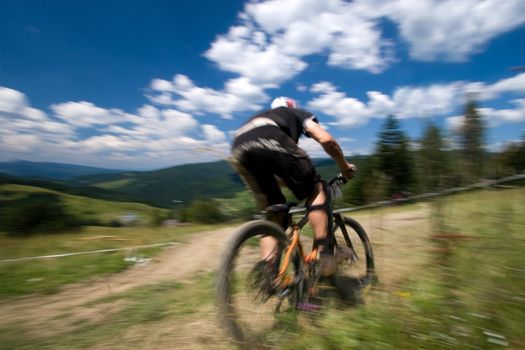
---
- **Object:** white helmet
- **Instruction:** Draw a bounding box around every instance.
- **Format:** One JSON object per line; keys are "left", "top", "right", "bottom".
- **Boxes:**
{"left": 271, "top": 96, "right": 297, "bottom": 109}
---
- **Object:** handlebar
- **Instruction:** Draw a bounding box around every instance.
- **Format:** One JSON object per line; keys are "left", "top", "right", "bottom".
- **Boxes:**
{"left": 327, "top": 173, "right": 350, "bottom": 201}
{"left": 328, "top": 173, "right": 348, "bottom": 186}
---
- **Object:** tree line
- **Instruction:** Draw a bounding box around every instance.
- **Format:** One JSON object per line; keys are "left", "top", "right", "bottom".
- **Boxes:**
{"left": 342, "top": 99, "right": 524, "bottom": 206}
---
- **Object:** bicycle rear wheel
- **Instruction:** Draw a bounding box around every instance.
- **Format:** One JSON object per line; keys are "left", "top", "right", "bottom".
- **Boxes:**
{"left": 216, "top": 220, "right": 303, "bottom": 349}
{"left": 332, "top": 215, "right": 375, "bottom": 301}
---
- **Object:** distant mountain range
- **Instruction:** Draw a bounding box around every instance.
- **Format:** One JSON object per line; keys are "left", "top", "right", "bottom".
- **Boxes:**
{"left": 0, "top": 160, "right": 126, "bottom": 180}
{"left": 0, "top": 159, "right": 346, "bottom": 207}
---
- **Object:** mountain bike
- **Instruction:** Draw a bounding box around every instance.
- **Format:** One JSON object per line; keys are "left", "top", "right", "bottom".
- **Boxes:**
{"left": 216, "top": 174, "right": 375, "bottom": 348}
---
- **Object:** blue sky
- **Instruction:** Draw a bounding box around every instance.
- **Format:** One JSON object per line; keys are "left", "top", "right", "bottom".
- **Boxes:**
{"left": 1, "top": 0, "right": 525, "bottom": 170}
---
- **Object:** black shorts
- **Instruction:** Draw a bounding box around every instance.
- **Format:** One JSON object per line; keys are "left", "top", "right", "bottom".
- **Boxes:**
{"left": 231, "top": 126, "right": 322, "bottom": 209}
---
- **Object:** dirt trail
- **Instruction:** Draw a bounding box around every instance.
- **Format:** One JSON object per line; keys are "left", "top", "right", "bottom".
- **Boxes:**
{"left": 0, "top": 206, "right": 431, "bottom": 339}
{"left": 0, "top": 226, "right": 238, "bottom": 328}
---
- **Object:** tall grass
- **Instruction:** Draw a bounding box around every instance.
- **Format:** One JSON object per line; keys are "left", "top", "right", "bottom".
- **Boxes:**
{"left": 0, "top": 274, "right": 226, "bottom": 350}
{"left": 278, "top": 187, "right": 525, "bottom": 349}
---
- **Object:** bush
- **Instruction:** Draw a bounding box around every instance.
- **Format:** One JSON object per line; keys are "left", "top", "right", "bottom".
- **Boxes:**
{"left": 150, "top": 208, "right": 171, "bottom": 227}
{"left": 0, "top": 192, "right": 81, "bottom": 236}
{"left": 219, "top": 191, "right": 258, "bottom": 221}
{"left": 180, "top": 199, "right": 225, "bottom": 224}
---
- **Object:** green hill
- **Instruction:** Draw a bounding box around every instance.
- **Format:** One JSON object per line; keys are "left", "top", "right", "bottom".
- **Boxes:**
{"left": 71, "top": 158, "right": 361, "bottom": 207}
{"left": 1, "top": 158, "right": 367, "bottom": 208}
{"left": 70, "top": 161, "right": 243, "bottom": 207}
{"left": 0, "top": 173, "right": 150, "bottom": 206}
{"left": 0, "top": 183, "right": 168, "bottom": 229}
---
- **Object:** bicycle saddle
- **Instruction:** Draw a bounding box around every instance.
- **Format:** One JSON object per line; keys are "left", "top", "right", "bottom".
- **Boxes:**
{"left": 265, "top": 202, "right": 298, "bottom": 213}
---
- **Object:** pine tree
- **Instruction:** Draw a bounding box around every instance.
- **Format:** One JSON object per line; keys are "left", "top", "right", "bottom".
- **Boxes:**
{"left": 460, "top": 99, "right": 485, "bottom": 182}
{"left": 494, "top": 132, "right": 525, "bottom": 176}
{"left": 419, "top": 121, "right": 450, "bottom": 192}
{"left": 374, "top": 115, "right": 416, "bottom": 199}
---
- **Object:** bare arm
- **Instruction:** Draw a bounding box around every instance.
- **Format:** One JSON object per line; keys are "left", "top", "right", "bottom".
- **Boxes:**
{"left": 304, "top": 119, "right": 356, "bottom": 178}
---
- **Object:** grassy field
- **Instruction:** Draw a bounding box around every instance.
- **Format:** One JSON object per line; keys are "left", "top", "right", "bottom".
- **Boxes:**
{"left": 0, "top": 223, "right": 232, "bottom": 297}
{"left": 0, "top": 183, "right": 230, "bottom": 297}
{"left": 1, "top": 187, "right": 524, "bottom": 349}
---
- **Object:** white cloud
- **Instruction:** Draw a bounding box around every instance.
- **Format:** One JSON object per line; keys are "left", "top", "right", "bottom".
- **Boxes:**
{"left": 203, "top": 0, "right": 525, "bottom": 89}
{"left": 0, "top": 87, "right": 29, "bottom": 114}
{"left": 205, "top": 32, "right": 307, "bottom": 86}
{"left": 143, "top": 0, "right": 525, "bottom": 120}
{"left": 244, "top": 0, "right": 336, "bottom": 33}
{"left": 446, "top": 115, "right": 465, "bottom": 131}
{"left": 150, "top": 78, "right": 173, "bottom": 92}
{"left": 202, "top": 124, "right": 226, "bottom": 143}
{"left": 1, "top": 133, "right": 41, "bottom": 152}
{"left": 309, "top": 74, "right": 525, "bottom": 127}
{"left": 244, "top": 0, "right": 394, "bottom": 72}
{"left": 79, "top": 135, "right": 129, "bottom": 152}
{"left": 378, "top": 0, "right": 525, "bottom": 61}
{"left": 0, "top": 87, "right": 75, "bottom": 140}
{"left": 148, "top": 74, "right": 268, "bottom": 119}
{"left": 51, "top": 101, "right": 133, "bottom": 127}
{"left": 299, "top": 136, "right": 359, "bottom": 158}
{"left": 211, "top": 0, "right": 392, "bottom": 79}
{"left": 393, "top": 83, "right": 461, "bottom": 118}
{"left": 447, "top": 99, "right": 525, "bottom": 132}
{"left": 0, "top": 87, "right": 85, "bottom": 163}
{"left": 298, "top": 137, "right": 326, "bottom": 158}
{"left": 367, "top": 91, "right": 396, "bottom": 116}
{"left": 483, "top": 72, "right": 525, "bottom": 99}
{"left": 0, "top": 85, "right": 231, "bottom": 168}
{"left": 480, "top": 99, "right": 525, "bottom": 125}
{"left": 308, "top": 83, "right": 372, "bottom": 127}
{"left": 0, "top": 87, "right": 53, "bottom": 125}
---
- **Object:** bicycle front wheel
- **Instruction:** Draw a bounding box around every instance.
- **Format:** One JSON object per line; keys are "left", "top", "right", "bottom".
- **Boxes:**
{"left": 332, "top": 215, "right": 376, "bottom": 299}
{"left": 216, "top": 220, "right": 302, "bottom": 349}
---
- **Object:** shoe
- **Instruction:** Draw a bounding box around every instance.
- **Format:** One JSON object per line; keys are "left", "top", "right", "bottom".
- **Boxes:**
{"left": 318, "top": 253, "right": 336, "bottom": 277}
{"left": 248, "top": 260, "right": 277, "bottom": 301}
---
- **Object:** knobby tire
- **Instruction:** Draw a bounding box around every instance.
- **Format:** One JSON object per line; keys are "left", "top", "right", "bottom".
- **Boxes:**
{"left": 216, "top": 220, "right": 300, "bottom": 349}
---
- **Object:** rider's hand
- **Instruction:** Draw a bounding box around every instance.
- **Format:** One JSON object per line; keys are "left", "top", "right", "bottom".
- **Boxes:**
{"left": 341, "top": 162, "right": 357, "bottom": 180}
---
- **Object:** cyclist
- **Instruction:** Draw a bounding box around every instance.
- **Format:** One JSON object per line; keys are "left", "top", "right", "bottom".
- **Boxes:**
{"left": 230, "top": 96, "right": 356, "bottom": 277}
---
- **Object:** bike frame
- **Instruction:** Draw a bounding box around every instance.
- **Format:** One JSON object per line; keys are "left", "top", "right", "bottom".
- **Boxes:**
{"left": 275, "top": 178, "right": 347, "bottom": 286}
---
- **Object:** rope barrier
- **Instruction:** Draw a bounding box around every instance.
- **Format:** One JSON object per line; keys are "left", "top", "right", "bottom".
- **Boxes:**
{"left": 0, "top": 242, "right": 177, "bottom": 263}
{"left": 333, "top": 173, "right": 525, "bottom": 214}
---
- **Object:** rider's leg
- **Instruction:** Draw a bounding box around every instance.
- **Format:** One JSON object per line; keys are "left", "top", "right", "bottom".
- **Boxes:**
{"left": 307, "top": 182, "right": 329, "bottom": 251}
{"left": 261, "top": 207, "right": 290, "bottom": 260}
{"left": 260, "top": 236, "right": 277, "bottom": 261}
{"left": 230, "top": 170, "right": 277, "bottom": 260}
{"left": 306, "top": 182, "right": 336, "bottom": 276}
{"left": 234, "top": 166, "right": 286, "bottom": 261}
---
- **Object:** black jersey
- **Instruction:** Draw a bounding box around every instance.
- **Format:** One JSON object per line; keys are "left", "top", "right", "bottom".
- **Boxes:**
{"left": 232, "top": 106, "right": 320, "bottom": 159}
{"left": 243, "top": 106, "right": 318, "bottom": 143}
{"left": 231, "top": 106, "right": 322, "bottom": 207}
